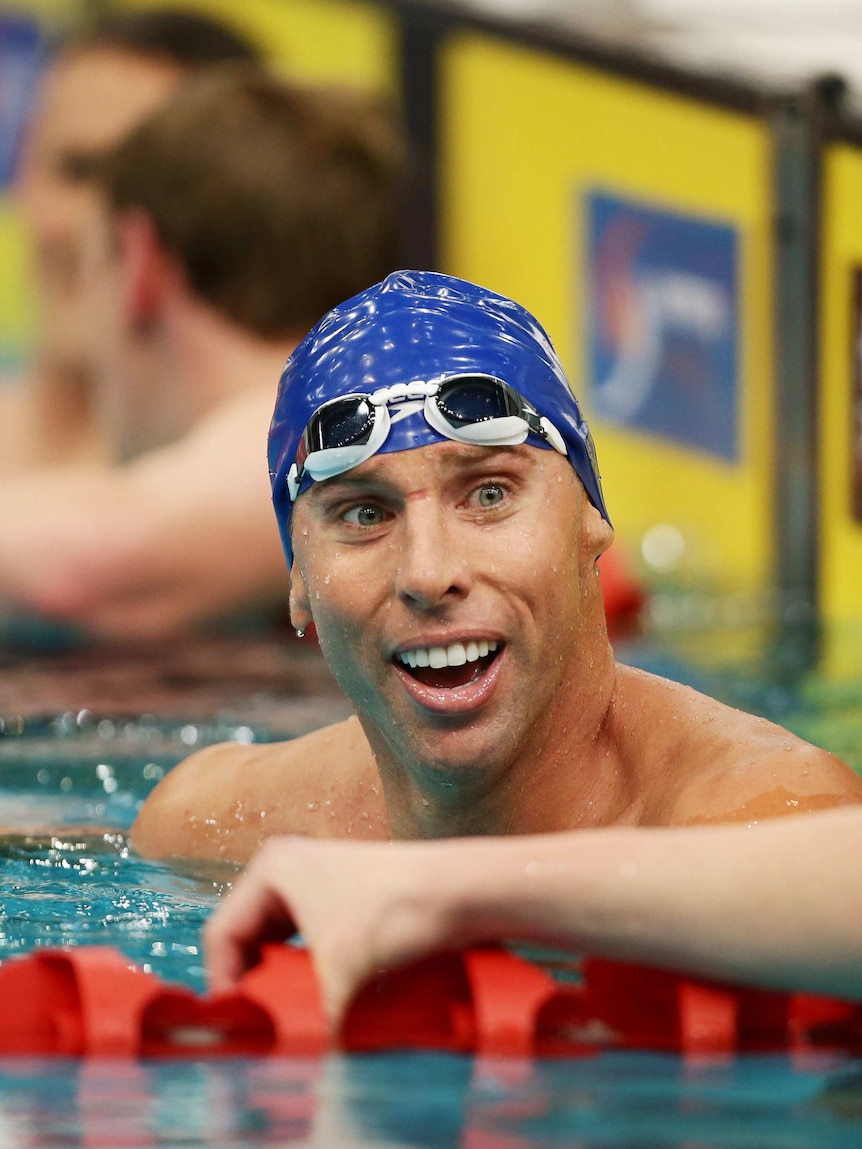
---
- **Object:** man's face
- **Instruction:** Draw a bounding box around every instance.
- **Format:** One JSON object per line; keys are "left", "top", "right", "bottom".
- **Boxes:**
{"left": 14, "top": 46, "right": 180, "bottom": 369}
{"left": 290, "top": 441, "right": 607, "bottom": 783}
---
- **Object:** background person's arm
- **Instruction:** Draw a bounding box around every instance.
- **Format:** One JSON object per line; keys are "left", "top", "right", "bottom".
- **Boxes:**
{"left": 0, "top": 388, "right": 285, "bottom": 639}
{"left": 205, "top": 809, "right": 862, "bottom": 1027}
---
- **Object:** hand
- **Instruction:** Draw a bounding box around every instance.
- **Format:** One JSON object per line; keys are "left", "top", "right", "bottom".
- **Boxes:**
{"left": 203, "top": 835, "right": 454, "bottom": 1028}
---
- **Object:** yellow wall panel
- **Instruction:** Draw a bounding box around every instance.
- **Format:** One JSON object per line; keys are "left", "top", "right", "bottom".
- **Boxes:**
{"left": 0, "top": 202, "right": 36, "bottom": 381}
{"left": 116, "top": 0, "right": 395, "bottom": 89}
{"left": 818, "top": 144, "right": 862, "bottom": 634}
{"left": 439, "top": 33, "right": 774, "bottom": 594}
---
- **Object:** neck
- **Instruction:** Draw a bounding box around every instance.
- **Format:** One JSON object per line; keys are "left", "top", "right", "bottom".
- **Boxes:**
{"left": 369, "top": 605, "right": 631, "bottom": 841}
{"left": 166, "top": 298, "right": 298, "bottom": 423}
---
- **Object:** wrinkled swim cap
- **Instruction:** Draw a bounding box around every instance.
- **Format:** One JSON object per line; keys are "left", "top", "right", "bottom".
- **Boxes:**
{"left": 269, "top": 270, "right": 609, "bottom": 565}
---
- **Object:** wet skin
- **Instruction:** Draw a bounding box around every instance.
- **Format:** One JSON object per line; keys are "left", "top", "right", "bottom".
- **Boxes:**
{"left": 288, "top": 442, "right": 616, "bottom": 839}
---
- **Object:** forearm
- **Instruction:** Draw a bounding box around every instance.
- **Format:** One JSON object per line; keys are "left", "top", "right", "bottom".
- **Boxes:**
{"left": 0, "top": 445, "right": 282, "bottom": 639}
{"left": 423, "top": 811, "right": 862, "bottom": 998}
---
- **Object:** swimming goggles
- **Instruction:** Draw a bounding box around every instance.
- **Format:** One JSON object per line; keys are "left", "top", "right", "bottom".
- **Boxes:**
{"left": 286, "top": 374, "right": 568, "bottom": 500}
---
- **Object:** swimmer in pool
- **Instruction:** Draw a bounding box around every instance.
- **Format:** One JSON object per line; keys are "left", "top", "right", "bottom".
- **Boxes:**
{"left": 132, "top": 271, "right": 862, "bottom": 869}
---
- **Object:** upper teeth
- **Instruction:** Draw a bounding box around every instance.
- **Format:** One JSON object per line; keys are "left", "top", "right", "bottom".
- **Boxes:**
{"left": 397, "top": 640, "right": 498, "bottom": 670}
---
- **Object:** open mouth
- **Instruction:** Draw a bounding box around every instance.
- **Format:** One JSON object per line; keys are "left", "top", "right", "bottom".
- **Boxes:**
{"left": 394, "top": 640, "right": 502, "bottom": 690}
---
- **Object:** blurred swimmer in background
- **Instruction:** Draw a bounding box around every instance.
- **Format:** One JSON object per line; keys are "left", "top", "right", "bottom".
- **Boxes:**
{"left": 0, "top": 68, "right": 405, "bottom": 638}
{"left": 2, "top": 7, "right": 261, "bottom": 473}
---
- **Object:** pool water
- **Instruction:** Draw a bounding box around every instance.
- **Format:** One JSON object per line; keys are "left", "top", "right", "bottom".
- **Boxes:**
{"left": 2, "top": 630, "right": 862, "bottom": 1147}
{"left": 3, "top": 1050, "right": 862, "bottom": 1146}
{"left": 0, "top": 716, "right": 241, "bottom": 990}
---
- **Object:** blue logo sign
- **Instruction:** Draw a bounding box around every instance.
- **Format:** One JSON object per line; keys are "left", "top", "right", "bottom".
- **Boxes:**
{"left": 586, "top": 190, "right": 739, "bottom": 462}
{"left": 0, "top": 17, "right": 42, "bottom": 188}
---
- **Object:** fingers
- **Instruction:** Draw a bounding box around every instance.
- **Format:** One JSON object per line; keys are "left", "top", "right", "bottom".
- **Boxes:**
{"left": 204, "top": 865, "right": 298, "bottom": 993}
{"left": 313, "top": 951, "right": 363, "bottom": 1031}
{"left": 202, "top": 835, "right": 448, "bottom": 1036}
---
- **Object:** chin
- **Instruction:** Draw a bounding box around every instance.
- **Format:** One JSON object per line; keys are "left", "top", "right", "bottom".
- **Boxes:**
{"left": 404, "top": 725, "right": 512, "bottom": 782}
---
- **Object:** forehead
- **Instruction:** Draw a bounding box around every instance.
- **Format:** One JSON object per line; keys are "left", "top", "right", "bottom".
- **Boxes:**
{"left": 32, "top": 49, "right": 180, "bottom": 162}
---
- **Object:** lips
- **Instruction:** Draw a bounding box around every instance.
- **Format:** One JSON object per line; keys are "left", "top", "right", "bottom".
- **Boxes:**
{"left": 391, "top": 639, "right": 504, "bottom": 713}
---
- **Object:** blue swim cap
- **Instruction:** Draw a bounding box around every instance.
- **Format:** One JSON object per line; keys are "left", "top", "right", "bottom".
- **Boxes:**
{"left": 269, "top": 270, "right": 609, "bottom": 565}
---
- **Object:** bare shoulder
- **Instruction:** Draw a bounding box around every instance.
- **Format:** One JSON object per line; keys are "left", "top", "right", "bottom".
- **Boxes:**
{"left": 616, "top": 666, "right": 862, "bottom": 825}
{"left": 130, "top": 716, "right": 386, "bottom": 863}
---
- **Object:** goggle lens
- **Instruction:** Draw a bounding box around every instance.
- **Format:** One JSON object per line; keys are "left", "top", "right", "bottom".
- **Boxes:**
{"left": 297, "top": 397, "right": 376, "bottom": 470}
{"left": 311, "top": 398, "right": 374, "bottom": 451}
{"left": 435, "top": 377, "right": 523, "bottom": 428}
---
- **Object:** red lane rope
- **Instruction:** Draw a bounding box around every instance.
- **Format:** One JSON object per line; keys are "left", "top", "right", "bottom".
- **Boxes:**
{"left": 0, "top": 945, "right": 858, "bottom": 1058}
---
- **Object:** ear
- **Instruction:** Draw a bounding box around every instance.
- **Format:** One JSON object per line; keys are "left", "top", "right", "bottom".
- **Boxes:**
{"left": 114, "top": 209, "right": 174, "bottom": 330}
{"left": 581, "top": 500, "right": 614, "bottom": 565}
{"left": 288, "top": 564, "right": 313, "bottom": 633}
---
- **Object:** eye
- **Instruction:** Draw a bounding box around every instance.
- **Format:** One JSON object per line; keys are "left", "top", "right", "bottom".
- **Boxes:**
{"left": 343, "top": 503, "right": 386, "bottom": 527}
{"left": 474, "top": 484, "right": 506, "bottom": 509}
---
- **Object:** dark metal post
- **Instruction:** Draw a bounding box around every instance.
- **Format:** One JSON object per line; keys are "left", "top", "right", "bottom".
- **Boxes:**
{"left": 394, "top": 4, "right": 443, "bottom": 271}
{"left": 769, "top": 82, "right": 829, "bottom": 676}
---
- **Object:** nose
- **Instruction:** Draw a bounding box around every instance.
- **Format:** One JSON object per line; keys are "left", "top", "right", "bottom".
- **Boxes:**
{"left": 395, "top": 503, "right": 472, "bottom": 611}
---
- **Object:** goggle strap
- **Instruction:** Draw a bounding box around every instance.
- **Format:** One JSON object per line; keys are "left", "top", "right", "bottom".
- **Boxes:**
{"left": 540, "top": 416, "right": 567, "bottom": 456}
{"left": 287, "top": 462, "right": 301, "bottom": 501}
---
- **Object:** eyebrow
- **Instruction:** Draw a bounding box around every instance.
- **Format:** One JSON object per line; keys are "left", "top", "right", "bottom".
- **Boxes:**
{"left": 436, "top": 444, "right": 537, "bottom": 470}
{"left": 308, "top": 445, "right": 537, "bottom": 500}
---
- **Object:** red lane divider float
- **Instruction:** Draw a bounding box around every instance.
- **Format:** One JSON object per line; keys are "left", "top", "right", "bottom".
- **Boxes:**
{"left": 0, "top": 945, "right": 858, "bottom": 1059}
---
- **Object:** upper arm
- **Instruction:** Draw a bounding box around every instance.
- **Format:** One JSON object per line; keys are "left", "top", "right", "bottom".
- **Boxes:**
{"left": 669, "top": 740, "right": 862, "bottom": 827}
{"left": 130, "top": 717, "right": 386, "bottom": 863}
{"left": 130, "top": 741, "right": 247, "bottom": 861}
{"left": 0, "top": 389, "right": 285, "bottom": 638}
